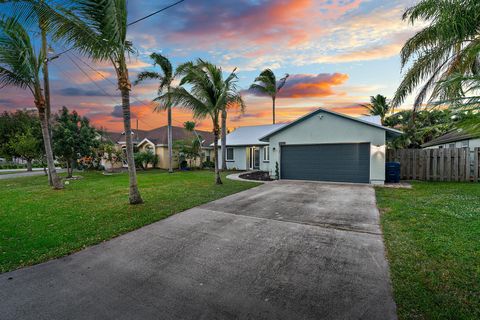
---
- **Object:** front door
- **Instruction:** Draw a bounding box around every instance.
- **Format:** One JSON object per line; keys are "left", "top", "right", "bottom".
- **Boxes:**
{"left": 248, "top": 147, "right": 260, "bottom": 170}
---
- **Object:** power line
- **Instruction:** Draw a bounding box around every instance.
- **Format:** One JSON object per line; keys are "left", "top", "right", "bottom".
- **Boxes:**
{"left": 127, "top": 0, "right": 185, "bottom": 26}
{"left": 46, "top": 1, "right": 185, "bottom": 61}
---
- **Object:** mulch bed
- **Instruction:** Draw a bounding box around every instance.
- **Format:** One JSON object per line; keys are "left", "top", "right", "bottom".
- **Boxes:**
{"left": 239, "top": 171, "right": 274, "bottom": 181}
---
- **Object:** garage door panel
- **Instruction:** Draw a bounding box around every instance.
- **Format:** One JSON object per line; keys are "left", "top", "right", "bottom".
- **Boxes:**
{"left": 280, "top": 143, "right": 370, "bottom": 183}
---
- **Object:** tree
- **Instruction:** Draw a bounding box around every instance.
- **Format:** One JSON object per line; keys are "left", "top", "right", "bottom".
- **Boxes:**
{"left": 362, "top": 94, "right": 391, "bottom": 125}
{"left": 183, "top": 121, "right": 204, "bottom": 165}
{"left": 249, "top": 69, "right": 289, "bottom": 124}
{"left": 9, "top": 129, "right": 42, "bottom": 171}
{"left": 93, "top": 141, "right": 125, "bottom": 172}
{"left": 134, "top": 151, "right": 158, "bottom": 170}
{"left": 54, "top": 0, "right": 143, "bottom": 203}
{"left": 384, "top": 109, "right": 461, "bottom": 148}
{"left": 220, "top": 72, "right": 245, "bottom": 171}
{"left": 392, "top": 0, "right": 480, "bottom": 111}
{"left": 156, "top": 59, "right": 243, "bottom": 184}
{"left": 0, "top": 17, "right": 62, "bottom": 188}
{"left": 0, "top": 110, "right": 42, "bottom": 161}
{"left": 52, "top": 107, "right": 98, "bottom": 178}
{"left": 173, "top": 138, "right": 201, "bottom": 169}
{"left": 135, "top": 53, "right": 176, "bottom": 173}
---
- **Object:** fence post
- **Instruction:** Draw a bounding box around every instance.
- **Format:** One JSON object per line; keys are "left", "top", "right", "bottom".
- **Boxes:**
{"left": 425, "top": 149, "right": 431, "bottom": 181}
{"left": 454, "top": 148, "right": 459, "bottom": 181}
{"left": 474, "top": 148, "right": 479, "bottom": 182}
{"left": 445, "top": 148, "right": 450, "bottom": 180}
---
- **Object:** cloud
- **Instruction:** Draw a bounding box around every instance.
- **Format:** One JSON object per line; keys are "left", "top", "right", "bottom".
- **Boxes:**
{"left": 110, "top": 100, "right": 156, "bottom": 119}
{"left": 279, "top": 73, "right": 349, "bottom": 98}
{"left": 246, "top": 73, "right": 349, "bottom": 98}
{"left": 57, "top": 87, "right": 110, "bottom": 97}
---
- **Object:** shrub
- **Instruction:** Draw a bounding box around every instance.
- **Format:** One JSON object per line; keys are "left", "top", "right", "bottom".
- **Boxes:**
{"left": 202, "top": 160, "right": 215, "bottom": 168}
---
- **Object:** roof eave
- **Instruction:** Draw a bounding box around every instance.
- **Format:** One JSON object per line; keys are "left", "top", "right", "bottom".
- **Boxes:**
{"left": 259, "top": 108, "right": 403, "bottom": 141}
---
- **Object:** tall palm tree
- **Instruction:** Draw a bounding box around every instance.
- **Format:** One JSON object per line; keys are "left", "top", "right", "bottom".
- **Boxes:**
{"left": 0, "top": 17, "right": 63, "bottom": 189}
{"left": 220, "top": 67, "right": 245, "bottom": 171}
{"left": 134, "top": 53, "right": 175, "bottom": 173}
{"left": 361, "top": 94, "right": 391, "bottom": 125}
{"left": 392, "top": 0, "right": 480, "bottom": 110}
{"left": 156, "top": 59, "right": 244, "bottom": 184}
{"left": 3, "top": 0, "right": 73, "bottom": 185}
{"left": 249, "top": 69, "right": 289, "bottom": 124}
{"left": 53, "top": 0, "right": 143, "bottom": 204}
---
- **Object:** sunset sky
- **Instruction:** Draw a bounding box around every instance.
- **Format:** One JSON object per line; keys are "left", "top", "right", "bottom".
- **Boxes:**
{"left": 0, "top": 0, "right": 421, "bottom": 132}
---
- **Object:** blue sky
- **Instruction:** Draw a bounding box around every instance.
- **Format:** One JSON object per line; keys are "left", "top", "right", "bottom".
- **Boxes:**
{"left": 0, "top": 0, "right": 421, "bottom": 131}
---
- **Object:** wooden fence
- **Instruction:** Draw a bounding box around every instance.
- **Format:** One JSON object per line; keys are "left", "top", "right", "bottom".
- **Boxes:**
{"left": 386, "top": 148, "right": 480, "bottom": 182}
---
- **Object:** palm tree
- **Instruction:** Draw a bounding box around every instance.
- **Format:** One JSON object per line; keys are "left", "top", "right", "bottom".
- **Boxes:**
{"left": 249, "top": 69, "right": 289, "bottom": 124}
{"left": 3, "top": 0, "right": 73, "bottom": 185}
{"left": 156, "top": 59, "right": 244, "bottom": 184}
{"left": 134, "top": 53, "right": 175, "bottom": 173}
{"left": 361, "top": 94, "right": 391, "bottom": 125}
{"left": 392, "top": 0, "right": 480, "bottom": 110}
{"left": 221, "top": 68, "right": 245, "bottom": 171}
{"left": 53, "top": 0, "right": 143, "bottom": 204}
{"left": 0, "top": 17, "right": 63, "bottom": 189}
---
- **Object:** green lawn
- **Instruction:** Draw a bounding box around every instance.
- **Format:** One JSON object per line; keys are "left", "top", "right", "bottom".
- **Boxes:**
{"left": 0, "top": 170, "right": 259, "bottom": 273}
{"left": 376, "top": 182, "right": 480, "bottom": 320}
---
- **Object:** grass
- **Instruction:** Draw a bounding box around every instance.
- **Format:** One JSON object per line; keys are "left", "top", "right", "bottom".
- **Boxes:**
{"left": 0, "top": 170, "right": 259, "bottom": 273}
{"left": 376, "top": 182, "right": 480, "bottom": 320}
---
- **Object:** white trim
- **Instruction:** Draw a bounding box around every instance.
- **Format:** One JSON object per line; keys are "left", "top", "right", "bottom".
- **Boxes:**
{"left": 263, "top": 146, "right": 270, "bottom": 162}
{"left": 137, "top": 138, "right": 155, "bottom": 147}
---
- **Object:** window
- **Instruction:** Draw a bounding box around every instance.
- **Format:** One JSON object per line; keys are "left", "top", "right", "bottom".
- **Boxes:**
{"left": 461, "top": 141, "right": 469, "bottom": 148}
{"left": 449, "top": 143, "right": 455, "bottom": 149}
{"left": 226, "top": 147, "right": 234, "bottom": 161}
{"left": 263, "top": 146, "right": 270, "bottom": 162}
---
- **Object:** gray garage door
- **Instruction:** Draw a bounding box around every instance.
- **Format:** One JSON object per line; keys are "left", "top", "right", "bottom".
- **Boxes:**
{"left": 280, "top": 143, "right": 370, "bottom": 183}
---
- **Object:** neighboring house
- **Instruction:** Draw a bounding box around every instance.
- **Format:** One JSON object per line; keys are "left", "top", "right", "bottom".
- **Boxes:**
{"left": 106, "top": 126, "right": 214, "bottom": 169}
{"left": 421, "top": 130, "right": 480, "bottom": 173}
{"left": 216, "top": 108, "right": 402, "bottom": 184}
{"left": 421, "top": 130, "right": 480, "bottom": 150}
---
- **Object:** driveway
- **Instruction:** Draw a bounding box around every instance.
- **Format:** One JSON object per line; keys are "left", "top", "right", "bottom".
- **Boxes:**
{"left": 0, "top": 181, "right": 396, "bottom": 320}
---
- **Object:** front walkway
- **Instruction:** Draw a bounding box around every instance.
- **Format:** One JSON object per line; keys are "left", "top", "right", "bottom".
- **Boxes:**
{"left": 0, "top": 181, "right": 396, "bottom": 320}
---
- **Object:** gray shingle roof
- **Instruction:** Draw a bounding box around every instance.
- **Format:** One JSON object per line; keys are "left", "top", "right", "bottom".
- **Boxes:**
{"left": 104, "top": 126, "right": 214, "bottom": 147}
{"left": 421, "top": 130, "right": 475, "bottom": 147}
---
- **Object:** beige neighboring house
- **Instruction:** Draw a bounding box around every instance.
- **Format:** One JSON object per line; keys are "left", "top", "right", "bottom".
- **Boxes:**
{"left": 104, "top": 126, "right": 215, "bottom": 170}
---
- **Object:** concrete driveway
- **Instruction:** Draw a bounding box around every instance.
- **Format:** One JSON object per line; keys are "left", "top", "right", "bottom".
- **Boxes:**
{"left": 0, "top": 181, "right": 396, "bottom": 320}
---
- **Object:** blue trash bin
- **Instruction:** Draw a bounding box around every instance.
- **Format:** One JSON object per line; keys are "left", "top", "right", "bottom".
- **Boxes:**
{"left": 385, "top": 162, "right": 400, "bottom": 183}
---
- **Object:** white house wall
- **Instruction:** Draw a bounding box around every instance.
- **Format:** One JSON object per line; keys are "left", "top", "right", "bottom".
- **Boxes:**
{"left": 218, "top": 147, "right": 247, "bottom": 170}
{"left": 266, "top": 111, "right": 387, "bottom": 184}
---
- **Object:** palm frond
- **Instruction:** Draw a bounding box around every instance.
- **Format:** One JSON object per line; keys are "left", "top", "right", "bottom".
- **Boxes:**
{"left": 0, "top": 16, "right": 40, "bottom": 92}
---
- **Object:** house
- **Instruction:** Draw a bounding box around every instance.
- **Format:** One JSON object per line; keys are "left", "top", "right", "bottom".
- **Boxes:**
{"left": 421, "top": 130, "right": 480, "bottom": 150}
{"left": 106, "top": 126, "right": 215, "bottom": 169}
{"left": 217, "top": 108, "right": 402, "bottom": 184}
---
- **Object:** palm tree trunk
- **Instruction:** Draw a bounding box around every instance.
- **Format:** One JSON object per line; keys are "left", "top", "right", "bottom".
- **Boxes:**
{"left": 167, "top": 105, "right": 173, "bottom": 173}
{"left": 272, "top": 96, "right": 276, "bottom": 124}
{"left": 38, "top": 107, "right": 63, "bottom": 189}
{"left": 40, "top": 16, "right": 53, "bottom": 185}
{"left": 213, "top": 124, "right": 222, "bottom": 185}
{"left": 221, "top": 109, "right": 227, "bottom": 171}
{"left": 120, "top": 84, "right": 143, "bottom": 204}
{"left": 116, "top": 57, "right": 143, "bottom": 204}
